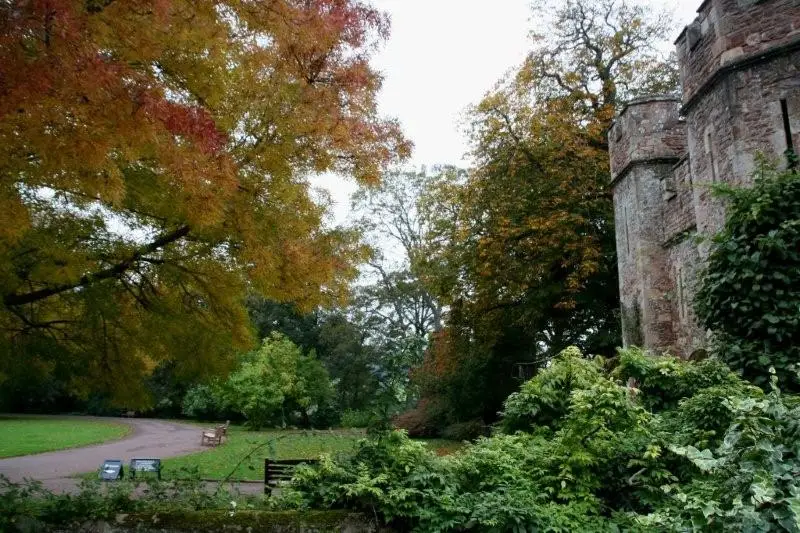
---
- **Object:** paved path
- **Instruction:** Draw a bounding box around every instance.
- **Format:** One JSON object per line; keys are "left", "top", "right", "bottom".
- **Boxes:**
{"left": 0, "top": 416, "right": 206, "bottom": 491}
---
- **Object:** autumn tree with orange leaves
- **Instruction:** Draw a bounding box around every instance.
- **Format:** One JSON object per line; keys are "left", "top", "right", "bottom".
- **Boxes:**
{"left": 0, "top": 0, "right": 409, "bottom": 406}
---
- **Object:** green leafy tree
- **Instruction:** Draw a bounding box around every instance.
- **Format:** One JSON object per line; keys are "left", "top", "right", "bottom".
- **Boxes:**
{"left": 247, "top": 296, "right": 322, "bottom": 355}
{"left": 223, "top": 333, "right": 333, "bottom": 429}
{"left": 316, "top": 313, "right": 379, "bottom": 413}
{"left": 182, "top": 382, "right": 230, "bottom": 421}
{"left": 246, "top": 296, "right": 379, "bottom": 414}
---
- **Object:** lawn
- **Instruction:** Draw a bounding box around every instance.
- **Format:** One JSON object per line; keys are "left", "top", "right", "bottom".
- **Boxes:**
{"left": 161, "top": 426, "right": 462, "bottom": 481}
{"left": 0, "top": 416, "right": 131, "bottom": 458}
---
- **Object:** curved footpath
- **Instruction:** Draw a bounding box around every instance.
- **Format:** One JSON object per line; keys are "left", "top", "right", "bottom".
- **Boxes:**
{"left": 0, "top": 416, "right": 206, "bottom": 492}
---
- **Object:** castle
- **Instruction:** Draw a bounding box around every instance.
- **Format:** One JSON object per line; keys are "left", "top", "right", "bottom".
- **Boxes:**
{"left": 608, "top": 0, "right": 800, "bottom": 357}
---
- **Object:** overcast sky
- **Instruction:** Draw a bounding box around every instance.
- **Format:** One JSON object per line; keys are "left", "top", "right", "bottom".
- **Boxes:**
{"left": 315, "top": 0, "right": 702, "bottom": 225}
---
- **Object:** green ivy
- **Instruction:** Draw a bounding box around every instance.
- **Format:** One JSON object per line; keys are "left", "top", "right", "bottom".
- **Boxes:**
{"left": 695, "top": 165, "right": 800, "bottom": 389}
{"left": 637, "top": 374, "right": 800, "bottom": 531}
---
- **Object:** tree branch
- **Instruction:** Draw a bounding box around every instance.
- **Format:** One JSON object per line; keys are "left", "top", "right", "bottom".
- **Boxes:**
{"left": 489, "top": 107, "right": 544, "bottom": 173}
{"left": 3, "top": 225, "right": 191, "bottom": 307}
{"left": 86, "top": 0, "right": 119, "bottom": 14}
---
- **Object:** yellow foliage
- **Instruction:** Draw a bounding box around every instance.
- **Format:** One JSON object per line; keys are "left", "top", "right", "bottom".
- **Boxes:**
{"left": 0, "top": 0, "right": 407, "bottom": 404}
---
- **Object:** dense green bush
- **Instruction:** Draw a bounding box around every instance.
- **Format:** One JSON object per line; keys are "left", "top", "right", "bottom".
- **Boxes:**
{"left": 182, "top": 383, "right": 230, "bottom": 420}
{"left": 338, "top": 409, "right": 372, "bottom": 428}
{"left": 290, "top": 429, "right": 614, "bottom": 532}
{"left": 500, "top": 346, "right": 605, "bottom": 433}
{"left": 695, "top": 165, "right": 800, "bottom": 389}
{"left": 635, "top": 374, "right": 800, "bottom": 531}
{"left": 613, "top": 347, "right": 758, "bottom": 411}
{"left": 288, "top": 347, "right": 795, "bottom": 532}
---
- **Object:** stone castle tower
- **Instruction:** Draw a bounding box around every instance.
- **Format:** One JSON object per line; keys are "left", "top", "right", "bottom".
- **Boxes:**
{"left": 608, "top": 0, "right": 800, "bottom": 357}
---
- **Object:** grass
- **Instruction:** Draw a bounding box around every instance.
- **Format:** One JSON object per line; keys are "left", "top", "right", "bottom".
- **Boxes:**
{"left": 0, "top": 416, "right": 131, "bottom": 458}
{"left": 160, "top": 426, "right": 463, "bottom": 481}
{"left": 162, "top": 427, "right": 363, "bottom": 481}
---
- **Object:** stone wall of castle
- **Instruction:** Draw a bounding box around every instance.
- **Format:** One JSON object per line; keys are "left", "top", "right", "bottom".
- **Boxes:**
{"left": 610, "top": 98, "right": 686, "bottom": 350}
{"left": 609, "top": 0, "right": 800, "bottom": 357}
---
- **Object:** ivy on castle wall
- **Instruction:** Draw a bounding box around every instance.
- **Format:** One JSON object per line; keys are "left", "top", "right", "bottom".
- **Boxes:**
{"left": 695, "top": 165, "right": 800, "bottom": 389}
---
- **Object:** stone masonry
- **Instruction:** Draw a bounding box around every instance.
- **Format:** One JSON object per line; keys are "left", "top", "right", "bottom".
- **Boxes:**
{"left": 609, "top": 0, "right": 800, "bottom": 357}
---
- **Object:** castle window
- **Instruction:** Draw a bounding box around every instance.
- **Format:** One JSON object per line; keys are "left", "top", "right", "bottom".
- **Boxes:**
{"left": 780, "top": 99, "right": 797, "bottom": 170}
{"left": 686, "top": 21, "right": 702, "bottom": 51}
{"left": 704, "top": 130, "right": 718, "bottom": 182}
{"left": 662, "top": 175, "right": 677, "bottom": 201}
{"left": 676, "top": 266, "right": 687, "bottom": 322}
{"left": 614, "top": 123, "right": 623, "bottom": 142}
{"left": 623, "top": 205, "right": 631, "bottom": 256}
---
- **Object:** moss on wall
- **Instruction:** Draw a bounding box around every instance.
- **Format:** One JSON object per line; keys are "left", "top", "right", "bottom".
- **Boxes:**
{"left": 47, "top": 510, "right": 384, "bottom": 533}
{"left": 621, "top": 302, "right": 643, "bottom": 347}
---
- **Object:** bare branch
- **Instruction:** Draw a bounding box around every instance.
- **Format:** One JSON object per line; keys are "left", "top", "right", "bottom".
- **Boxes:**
{"left": 3, "top": 225, "right": 191, "bottom": 306}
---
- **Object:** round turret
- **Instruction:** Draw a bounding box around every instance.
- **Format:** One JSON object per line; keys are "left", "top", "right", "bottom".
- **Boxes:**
{"left": 609, "top": 96, "right": 686, "bottom": 185}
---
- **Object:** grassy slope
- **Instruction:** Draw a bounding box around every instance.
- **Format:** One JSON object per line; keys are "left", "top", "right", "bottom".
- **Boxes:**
{"left": 0, "top": 417, "right": 131, "bottom": 458}
{"left": 161, "top": 426, "right": 462, "bottom": 481}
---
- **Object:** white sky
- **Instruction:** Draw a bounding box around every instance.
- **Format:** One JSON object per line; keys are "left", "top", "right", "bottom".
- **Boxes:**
{"left": 315, "top": 0, "right": 701, "bottom": 225}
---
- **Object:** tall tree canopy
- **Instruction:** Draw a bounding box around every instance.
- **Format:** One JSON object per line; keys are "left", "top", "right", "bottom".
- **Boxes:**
{"left": 410, "top": 0, "right": 678, "bottom": 430}
{"left": 0, "top": 0, "right": 409, "bottom": 406}
{"left": 247, "top": 296, "right": 379, "bottom": 413}
{"left": 351, "top": 168, "right": 447, "bottom": 339}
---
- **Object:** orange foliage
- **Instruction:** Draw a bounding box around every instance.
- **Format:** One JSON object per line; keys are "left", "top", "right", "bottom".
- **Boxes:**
{"left": 0, "top": 0, "right": 409, "bottom": 404}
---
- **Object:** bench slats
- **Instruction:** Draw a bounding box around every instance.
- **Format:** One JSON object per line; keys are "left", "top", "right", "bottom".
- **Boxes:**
{"left": 264, "top": 459, "right": 319, "bottom": 494}
{"left": 267, "top": 459, "right": 313, "bottom": 465}
{"left": 266, "top": 472, "right": 294, "bottom": 479}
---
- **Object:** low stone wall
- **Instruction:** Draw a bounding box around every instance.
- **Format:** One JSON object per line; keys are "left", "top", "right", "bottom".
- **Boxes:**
{"left": 24, "top": 510, "right": 386, "bottom": 533}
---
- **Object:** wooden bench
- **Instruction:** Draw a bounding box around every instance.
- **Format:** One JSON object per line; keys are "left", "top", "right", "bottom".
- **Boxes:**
{"left": 200, "top": 421, "right": 230, "bottom": 447}
{"left": 201, "top": 426, "right": 224, "bottom": 446}
{"left": 264, "top": 459, "right": 319, "bottom": 495}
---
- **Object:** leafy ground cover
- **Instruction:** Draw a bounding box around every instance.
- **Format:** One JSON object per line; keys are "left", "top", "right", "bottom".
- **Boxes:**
{"left": 0, "top": 417, "right": 130, "bottom": 458}
{"left": 160, "top": 427, "right": 461, "bottom": 481}
{"left": 288, "top": 348, "right": 800, "bottom": 531}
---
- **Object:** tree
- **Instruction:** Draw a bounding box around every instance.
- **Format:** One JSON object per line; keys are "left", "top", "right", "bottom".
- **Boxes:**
{"left": 345, "top": 168, "right": 457, "bottom": 424}
{"left": 246, "top": 296, "right": 379, "bottom": 413}
{"left": 247, "top": 296, "right": 322, "bottom": 355}
{"left": 411, "top": 0, "right": 677, "bottom": 429}
{"left": 351, "top": 168, "right": 447, "bottom": 338}
{"left": 523, "top": 0, "right": 678, "bottom": 128}
{"left": 223, "top": 333, "right": 333, "bottom": 429}
{"left": 454, "top": 0, "right": 677, "bottom": 350}
{"left": 316, "top": 312, "right": 379, "bottom": 412}
{"left": 0, "top": 0, "right": 409, "bottom": 406}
